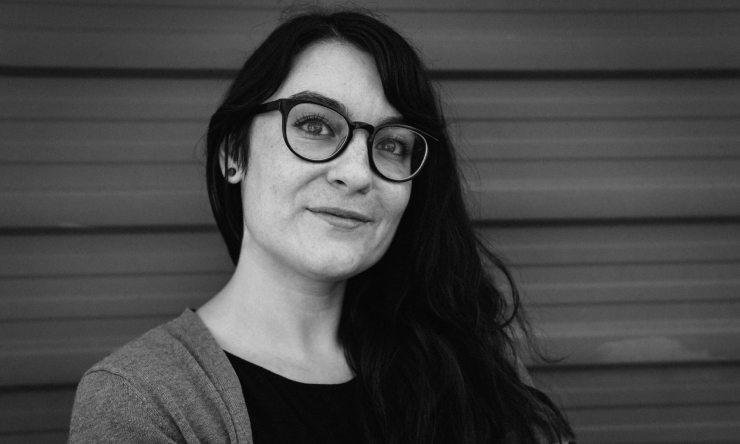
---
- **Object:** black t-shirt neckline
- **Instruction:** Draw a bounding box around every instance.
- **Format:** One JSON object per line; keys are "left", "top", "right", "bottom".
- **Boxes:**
{"left": 225, "top": 350, "right": 364, "bottom": 444}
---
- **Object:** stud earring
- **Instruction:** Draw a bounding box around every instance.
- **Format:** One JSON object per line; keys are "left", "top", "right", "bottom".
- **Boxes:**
{"left": 227, "top": 168, "right": 237, "bottom": 177}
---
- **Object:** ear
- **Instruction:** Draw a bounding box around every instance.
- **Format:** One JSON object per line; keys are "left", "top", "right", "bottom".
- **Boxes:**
{"left": 219, "top": 146, "right": 244, "bottom": 184}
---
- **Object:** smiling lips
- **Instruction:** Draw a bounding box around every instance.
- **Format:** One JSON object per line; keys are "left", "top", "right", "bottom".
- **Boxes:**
{"left": 308, "top": 207, "right": 372, "bottom": 229}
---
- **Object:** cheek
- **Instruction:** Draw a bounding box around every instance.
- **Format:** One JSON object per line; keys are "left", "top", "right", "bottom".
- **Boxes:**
{"left": 379, "top": 185, "right": 412, "bottom": 239}
{"left": 241, "top": 126, "right": 292, "bottom": 223}
{"left": 244, "top": 118, "right": 299, "bottom": 189}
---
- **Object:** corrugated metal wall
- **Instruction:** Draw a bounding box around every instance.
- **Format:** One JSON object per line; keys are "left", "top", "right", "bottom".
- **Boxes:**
{"left": 2, "top": 1, "right": 739, "bottom": 442}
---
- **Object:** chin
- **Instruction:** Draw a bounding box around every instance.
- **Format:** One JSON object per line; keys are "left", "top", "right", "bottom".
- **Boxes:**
{"left": 304, "top": 262, "right": 365, "bottom": 282}
{"left": 300, "top": 251, "right": 376, "bottom": 282}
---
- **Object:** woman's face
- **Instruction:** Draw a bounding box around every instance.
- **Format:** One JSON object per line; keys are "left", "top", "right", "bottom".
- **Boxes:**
{"left": 238, "top": 41, "right": 411, "bottom": 282}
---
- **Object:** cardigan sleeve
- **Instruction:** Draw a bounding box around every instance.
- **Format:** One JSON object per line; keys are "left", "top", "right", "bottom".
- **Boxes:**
{"left": 69, "top": 370, "right": 181, "bottom": 444}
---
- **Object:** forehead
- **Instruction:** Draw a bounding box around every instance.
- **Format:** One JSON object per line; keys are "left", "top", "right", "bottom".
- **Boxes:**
{"left": 269, "top": 41, "right": 400, "bottom": 122}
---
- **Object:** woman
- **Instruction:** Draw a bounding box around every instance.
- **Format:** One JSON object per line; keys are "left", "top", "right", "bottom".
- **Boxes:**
{"left": 69, "top": 8, "right": 575, "bottom": 444}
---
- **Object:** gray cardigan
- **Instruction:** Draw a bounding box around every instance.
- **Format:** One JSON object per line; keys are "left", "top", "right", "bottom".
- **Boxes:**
{"left": 69, "top": 310, "right": 544, "bottom": 444}
{"left": 68, "top": 309, "right": 253, "bottom": 443}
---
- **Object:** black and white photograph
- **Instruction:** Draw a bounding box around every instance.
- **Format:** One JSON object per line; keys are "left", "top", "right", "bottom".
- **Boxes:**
{"left": 1, "top": 1, "right": 739, "bottom": 442}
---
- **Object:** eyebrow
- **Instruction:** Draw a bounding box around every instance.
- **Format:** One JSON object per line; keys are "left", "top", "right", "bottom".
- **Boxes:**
{"left": 287, "top": 90, "right": 407, "bottom": 126}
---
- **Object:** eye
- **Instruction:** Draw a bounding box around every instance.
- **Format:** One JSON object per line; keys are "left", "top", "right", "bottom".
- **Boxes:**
{"left": 375, "top": 137, "right": 410, "bottom": 157}
{"left": 293, "top": 114, "right": 336, "bottom": 138}
{"left": 304, "top": 121, "right": 323, "bottom": 134}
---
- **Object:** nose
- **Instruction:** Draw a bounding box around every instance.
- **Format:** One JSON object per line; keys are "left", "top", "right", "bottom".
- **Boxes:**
{"left": 326, "top": 128, "right": 373, "bottom": 193}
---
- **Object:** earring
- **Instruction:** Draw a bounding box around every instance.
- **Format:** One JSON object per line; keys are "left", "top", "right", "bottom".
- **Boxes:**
{"left": 227, "top": 168, "right": 237, "bottom": 177}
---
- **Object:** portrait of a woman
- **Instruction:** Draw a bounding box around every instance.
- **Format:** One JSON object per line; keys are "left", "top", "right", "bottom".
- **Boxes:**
{"left": 68, "top": 8, "right": 574, "bottom": 444}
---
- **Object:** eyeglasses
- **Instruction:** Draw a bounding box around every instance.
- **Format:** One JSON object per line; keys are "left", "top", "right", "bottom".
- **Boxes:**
{"left": 248, "top": 99, "right": 434, "bottom": 182}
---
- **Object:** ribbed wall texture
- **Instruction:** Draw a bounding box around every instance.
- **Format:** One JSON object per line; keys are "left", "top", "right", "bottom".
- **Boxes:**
{"left": 1, "top": 1, "right": 739, "bottom": 442}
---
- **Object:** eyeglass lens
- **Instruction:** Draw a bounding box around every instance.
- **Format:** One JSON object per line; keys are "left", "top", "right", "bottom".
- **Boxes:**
{"left": 285, "top": 102, "right": 427, "bottom": 181}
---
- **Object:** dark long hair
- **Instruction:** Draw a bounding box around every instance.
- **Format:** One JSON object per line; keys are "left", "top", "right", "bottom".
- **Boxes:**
{"left": 206, "top": 7, "right": 574, "bottom": 444}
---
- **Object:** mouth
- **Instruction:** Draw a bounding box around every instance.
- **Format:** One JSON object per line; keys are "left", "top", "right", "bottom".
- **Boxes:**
{"left": 308, "top": 207, "right": 372, "bottom": 229}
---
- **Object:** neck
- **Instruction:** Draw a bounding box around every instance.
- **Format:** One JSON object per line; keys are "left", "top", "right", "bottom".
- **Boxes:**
{"left": 197, "top": 242, "right": 351, "bottom": 383}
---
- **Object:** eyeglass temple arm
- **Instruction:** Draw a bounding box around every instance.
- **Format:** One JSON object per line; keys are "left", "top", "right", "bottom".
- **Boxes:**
{"left": 249, "top": 100, "right": 281, "bottom": 116}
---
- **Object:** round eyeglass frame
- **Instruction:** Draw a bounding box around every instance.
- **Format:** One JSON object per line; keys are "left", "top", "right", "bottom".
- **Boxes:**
{"left": 247, "top": 98, "right": 435, "bottom": 182}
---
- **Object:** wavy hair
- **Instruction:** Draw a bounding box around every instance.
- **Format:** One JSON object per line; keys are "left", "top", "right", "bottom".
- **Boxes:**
{"left": 206, "top": 7, "right": 574, "bottom": 444}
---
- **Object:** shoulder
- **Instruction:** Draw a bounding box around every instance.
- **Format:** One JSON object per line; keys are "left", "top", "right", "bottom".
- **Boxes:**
{"left": 70, "top": 310, "right": 251, "bottom": 443}
{"left": 75, "top": 310, "right": 202, "bottom": 407}
{"left": 88, "top": 311, "right": 199, "bottom": 382}
{"left": 70, "top": 367, "right": 180, "bottom": 443}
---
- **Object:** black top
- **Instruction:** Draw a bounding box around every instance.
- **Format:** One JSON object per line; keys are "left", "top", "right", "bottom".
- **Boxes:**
{"left": 225, "top": 351, "right": 364, "bottom": 444}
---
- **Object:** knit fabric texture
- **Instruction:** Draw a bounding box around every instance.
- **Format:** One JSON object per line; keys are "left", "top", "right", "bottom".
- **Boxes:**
{"left": 68, "top": 309, "right": 253, "bottom": 443}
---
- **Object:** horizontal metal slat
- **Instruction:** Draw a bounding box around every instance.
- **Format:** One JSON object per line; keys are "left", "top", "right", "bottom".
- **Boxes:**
{"left": 445, "top": 79, "right": 740, "bottom": 120}
{"left": 519, "top": 263, "right": 740, "bottom": 304}
{"left": 571, "top": 405, "right": 740, "bottom": 443}
{"left": 484, "top": 223, "right": 740, "bottom": 264}
{"left": 12, "top": 0, "right": 740, "bottom": 11}
{"left": 0, "top": 317, "right": 170, "bottom": 386}
{"left": 532, "top": 363, "right": 740, "bottom": 408}
{"left": 2, "top": 4, "right": 739, "bottom": 71}
{"left": 0, "top": 232, "right": 231, "bottom": 277}
{"left": 0, "top": 388, "right": 75, "bottom": 435}
{"left": 6, "top": 78, "right": 740, "bottom": 122}
{"left": 1, "top": 432, "right": 68, "bottom": 444}
{"left": 537, "top": 318, "right": 740, "bottom": 365}
{"left": 458, "top": 119, "right": 740, "bottom": 161}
